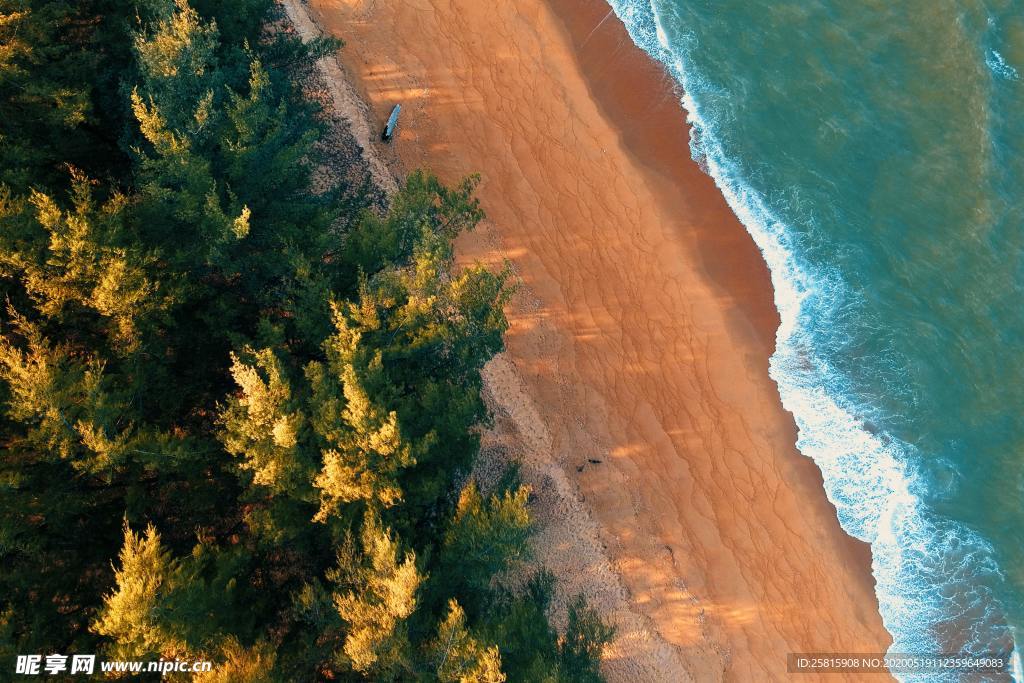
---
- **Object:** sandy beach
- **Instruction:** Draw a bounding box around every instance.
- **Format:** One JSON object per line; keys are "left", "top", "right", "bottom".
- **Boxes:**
{"left": 298, "top": 0, "right": 894, "bottom": 678}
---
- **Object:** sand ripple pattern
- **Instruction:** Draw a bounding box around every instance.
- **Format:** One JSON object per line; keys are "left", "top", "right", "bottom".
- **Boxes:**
{"left": 295, "top": 0, "right": 893, "bottom": 679}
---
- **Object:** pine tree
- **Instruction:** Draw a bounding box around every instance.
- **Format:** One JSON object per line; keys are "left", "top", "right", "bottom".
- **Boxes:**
{"left": 559, "top": 596, "right": 616, "bottom": 683}
{"left": 193, "top": 637, "right": 277, "bottom": 683}
{"left": 0, "top": 0, "right": 616, "bottom": 677}
{"left": 92, "top": 522, "right": 182, "bottom": 659}
{"left": 479, "top": 572, "right": 615, "bottom": 683}
{"left": 93, "top": 523, "right": 280, "bottom": 672}
{"left": 0, "top": 312, "right": 129, "bottom": 473}
{"left": 220, "top": 57, "right": 328, "bottom": 249}
{"left": 221, "top": 347, "right": 313, "bottom": 497}
{"left": 0, "top": 1, "right": 99, "bottom": 189}
{"left": 428, "top": 599, "right": 506, "bottom": 683}
{"left": 132, "top": 0, "right": 221, "bottom": 136}
{"left": 329, "top": 514, "right": 422, "bottom": 678}
{"left": 308, "top": 309, "right": 417, "bottom": 520}
{"left": 1, "top": 173, "right": 173, "bottom": 354}
{"left": 332, "top": 195, "right": 512, "bottom": 539}
{"left": 342, "top": 170, "right": 484, "bottom": 281}
{"left": 481, "top": 572, "right": 562, "bottom": 683}
{"left": 436, "top": 480, "right": 532, "bottom": 617}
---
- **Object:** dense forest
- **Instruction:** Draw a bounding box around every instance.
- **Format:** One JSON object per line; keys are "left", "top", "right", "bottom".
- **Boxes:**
{"left": 0, "top": 0, "right": 613, "bottom": 679}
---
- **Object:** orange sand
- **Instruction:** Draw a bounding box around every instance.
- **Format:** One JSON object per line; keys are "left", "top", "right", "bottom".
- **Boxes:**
{"left": 305, "top": 0, "right": 893, "bottom": 678}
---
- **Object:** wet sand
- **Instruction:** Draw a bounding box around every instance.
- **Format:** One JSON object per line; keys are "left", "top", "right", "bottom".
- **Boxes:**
{"left": 304, "top": 0, "right": 893, "bottom": 678}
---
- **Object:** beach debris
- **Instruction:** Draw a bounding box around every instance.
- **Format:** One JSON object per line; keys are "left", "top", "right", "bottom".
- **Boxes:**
{"left": 381, "top": 104, "right": 401, "bottom": 142}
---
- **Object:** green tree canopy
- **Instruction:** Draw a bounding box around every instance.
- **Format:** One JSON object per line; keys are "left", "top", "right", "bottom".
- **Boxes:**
{"left": 0, "top": 0, "right": 613, "bottom": 679}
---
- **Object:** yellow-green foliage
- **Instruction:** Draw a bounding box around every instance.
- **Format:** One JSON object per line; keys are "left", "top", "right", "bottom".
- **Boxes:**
{"left": 311, "top": 314, "right": 415, "bottom": 519}
{"left": 438, "top": 480, "right": 533, "bottom": 610}
{"left": 331, "top": 514, "right": 422, "bottom": 675}
{"left": 429, "top": 600, "right": 506, "bottom": 683}
{"left": 0, "top": 0, "right": 613, "bottom": 679}
{"left": 221, "top": 347, "right": 309, "bottom": 493}
{"left": 192, "top": 638, "right": 277, "bottom": 683}
{"left": 92, "top": 523, "right": 182, "bottom": 659}
{"left": 2, "top": 175, "right": 168, "bottom": 352}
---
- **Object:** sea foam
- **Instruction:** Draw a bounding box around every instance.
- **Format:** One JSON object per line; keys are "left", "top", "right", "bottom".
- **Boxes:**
{"left": 598, "top": 0, "right": 1019, "bottom": 678}
{"left": 987, "top": 50, "right": 1020, "bottom": 81}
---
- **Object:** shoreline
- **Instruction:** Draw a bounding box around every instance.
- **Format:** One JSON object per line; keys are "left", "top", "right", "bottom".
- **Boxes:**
{"left": 544, "top": 0, "right": 889, "bottom": 618}
{"left": 300, "top": 0, "right": 893, "bottom": 678}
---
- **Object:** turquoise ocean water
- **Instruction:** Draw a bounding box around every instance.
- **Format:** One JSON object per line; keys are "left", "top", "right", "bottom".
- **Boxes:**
{"left": 602, "top": 0, "right": 1024, "bottom": 677}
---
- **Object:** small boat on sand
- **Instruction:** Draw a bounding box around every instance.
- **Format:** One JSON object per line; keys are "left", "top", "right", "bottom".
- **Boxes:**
{"left": 381, "top": 104, "right": 401, "bottom": 142}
